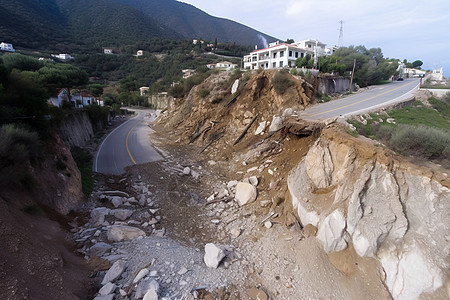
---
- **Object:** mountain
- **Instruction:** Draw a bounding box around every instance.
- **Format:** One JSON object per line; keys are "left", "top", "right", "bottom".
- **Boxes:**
{"left": 111, "top": 0, "right": 277, "bottom": 48}
{"left": 0, "top": 0, "right": 276, "bottom": 52}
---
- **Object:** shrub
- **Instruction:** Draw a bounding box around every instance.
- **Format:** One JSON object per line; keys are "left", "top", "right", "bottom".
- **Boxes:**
{"left": 198, "top": 88, "right": 210, "bottom": 98}
{"left": 71, "top": 147, "right": 93, "bottom": 196}
{"left": 388, "top": 125, "right": 450, "bottom": 159}
{"left": 290, "top": 69, "right": 298, "bottom": 75}
{"left": 272, "top": 70, "right": 293, "bottom": 94}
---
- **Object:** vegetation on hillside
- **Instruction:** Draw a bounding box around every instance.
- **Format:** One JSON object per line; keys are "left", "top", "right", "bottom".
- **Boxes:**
{"left": 347, "top": 94, "right": 450, "bottom": 166}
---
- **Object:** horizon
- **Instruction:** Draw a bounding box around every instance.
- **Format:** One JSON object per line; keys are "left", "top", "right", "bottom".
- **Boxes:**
{"left": 180, "top": 0, "right": 450, "bottom": 77}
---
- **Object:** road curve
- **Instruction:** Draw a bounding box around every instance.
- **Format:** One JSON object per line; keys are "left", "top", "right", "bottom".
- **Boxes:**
{"left": 298, "top": 78, "right": 420, "bottom": 120}
{"left": 94, "top": 110, "right": 162, "bottom": 175}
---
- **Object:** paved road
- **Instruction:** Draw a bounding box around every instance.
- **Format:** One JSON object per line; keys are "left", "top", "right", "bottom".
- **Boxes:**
{"left": 94, "top": 110, "right": 162, "bottom": 175}
{"left": 298, "top": 78, "right": 421, "bottom": 120}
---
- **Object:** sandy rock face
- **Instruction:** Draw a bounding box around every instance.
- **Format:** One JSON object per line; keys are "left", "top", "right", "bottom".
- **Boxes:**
{"left": 288, "top": 131, "right": 450, "bottom": 300}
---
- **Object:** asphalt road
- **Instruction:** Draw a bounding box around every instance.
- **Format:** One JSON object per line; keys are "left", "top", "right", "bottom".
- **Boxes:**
{"left": 298, "top": 78, "right": 421, "bottom": 120}
{"left": 94, "top": 110, "right": 162, "bottom": 175}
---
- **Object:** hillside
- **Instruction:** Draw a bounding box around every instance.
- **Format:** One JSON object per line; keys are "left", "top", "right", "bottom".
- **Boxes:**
{"left": 112, "top": 0, "right": 277, "bottom": 47}
{"left": 0, "top": 0, "right": 276, "bottom": 52}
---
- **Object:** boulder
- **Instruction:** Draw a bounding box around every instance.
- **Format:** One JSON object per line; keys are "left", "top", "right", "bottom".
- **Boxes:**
{"left": 107, "top": 225, "right": 145, "bottom": 242}
{"left": 204, "top": 243, "right": 225, "bottom": 269}
{"left": 268, "top": 115, "right": 284, "bottom": 132}
{"left": 99, "top": 282, "right": 117, "bottom": 295}
{"left": 110, "top": 196, "right": 124, "bottom": 208}
{"left": 112, "top": 209, "right": 133, "bottom": 221}
{"left": 133, "top": 268, "right": 149, "bottom": 284}
{"left": 91, "top": 207, "right": 110, "bottom": 225}
{"left": 235, "top": 182, "right": 257, "bottom": 206}
{"left": 317, "top": 209, "right": 347, "bottom": 253}
{"left": 248, "top": 176, "right": 259, "bottom": 186}
{"left": 183, "top": 167, "right": 191, "bottom": 175}
{"left": 101, "top": 260, "right": 126, "bottom": 284}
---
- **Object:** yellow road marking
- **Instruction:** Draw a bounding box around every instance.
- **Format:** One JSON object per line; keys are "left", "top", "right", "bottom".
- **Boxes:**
{"left": 125, "top": 119, "right": 143, "bottom": 165}
{"left": 309, "top": 81, "right": 417, "bottom": 117}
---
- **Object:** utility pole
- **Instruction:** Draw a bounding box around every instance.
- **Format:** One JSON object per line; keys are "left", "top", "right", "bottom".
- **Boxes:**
{"left": 338, "top": 20, "right": 344, "bottom": 47}
{"left": 349, "top": 59, "right": 356, "bottom": 92}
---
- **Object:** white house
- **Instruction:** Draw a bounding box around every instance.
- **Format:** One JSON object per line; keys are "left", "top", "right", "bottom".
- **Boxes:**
{"left": 182, "top": 69, "right": 195, "bottom": 79}
{"left": 243, "top": 40, "right": 326, "bottom": 70}
{"left": 103, "top": 48, "right": 113, "bottom": 54}
{"left": 137, "top": 50, "right": 143, "bottom": 56}
{"left": 51, "top": 53, "right": 74, "bottom": 60}
{"left": 0, "top": 42, "right": 15, "bottom": 52}
{"left": 48, "top": 88, "right": 69, "bottom": 108}
{"left": 71, "top": 91, "right": 97, "bottom": 108}
{"left": 404, "top": 68, "right": 426, "bottom": 78}
{"left": 139, "top": 87, "right": 149, "bottom": 96}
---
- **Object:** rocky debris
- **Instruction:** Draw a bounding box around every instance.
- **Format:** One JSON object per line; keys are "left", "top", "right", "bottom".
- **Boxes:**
{"left": 133, "top": 268, "right": 150, "bottom": 284}
{"left": 248, "top": 287, "right": 268, "bottom": 300}
{"left": 90, "top": 242, "right": 113, "bottom": 257}
{"left": 91, "top": 207, "right": 110, "bottom": 225}
{"left": 112, "top": 209, "right": 134, "bottom": 221}
{"left": 102, "top": 260, "right": 126, "bottom": 284}
{"left": 204, "top": 243, "right": 226, "bottom": 269}
{"left": 93, "top": 294, "right": 115, "bottom": 300}
{"left": 107, "top": 225, "right": 146, "bottom": 242}
{"left": 234, "top": 182, "right": 257, "bottom": 206}
{"left": 99, "top": 282, "right": 117, "bottom": 295}
{"left": 142, "top": 280, "right": 160, "bottom": 300}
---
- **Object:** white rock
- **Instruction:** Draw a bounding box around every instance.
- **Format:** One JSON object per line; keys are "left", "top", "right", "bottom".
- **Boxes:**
{"left": 207, "top": 194, "right": 215, "bottom": 202}
{"left": 119, "top": 289, "right": 127, "bottom": 297}
{"left": 268, "top": 169, "right": 274, "bottom": 175}
{"left": 133, "top": 268, "right": 149, "bottom": 284}
{"left": 317, "top": 209, "right": 348, "bottom": 253}
{"left": 149, "top": 209, "right": 159, "bottom": 214}
{"left": 99, "top": 282, "right": 116, "bottom": 295}
{"left": 183, "top": 167, "right": 191, "bottom": 175}
{"left": 264, "top": 221, "right": 273, "bottom": 229}
{"left": 269, "top": 115, "right": 284, "bottom": 132}
{"left": 178, "top": 267, "right": 188, "bottom": 275}
{"left": 235, "top": 182, "right": 257, "bottom": 206}
{"left": 106, "top": 225, "right": 145, "bottom": 242}
{"left": 93, "top": 295, "right": 114, "bottom": 300}
{"left": 191, "top": 170, "right": 200, "bottom": 180}
{"left": 230, "top": 228, "right": 241, "bottom": 238}
{"left": 112, "top": 209, "right": 133, "bottom": 221}
{"left": 149, "top": 270, "right": 158, "bottom": 277}
{"left": 204, "top": 243, "right": 225, "bottom": 269}
{"left": 143, "top": 280, "right": 160, "bottom": 300}
{"left": 247, "top": 166, "right": 258, "bottom": 173}
{"left": 249, "top": 176, "right": 259, "bottom": 186}
{"left": 227, "top": 180, "right": 238, "bottom": 189}
{"left": 255, "top": 121, "right": 267, "bottom": 135}
{"left": 231, "top": 79, "right": 239, "bottom": 94}
{"left": 101, "top": 260, "right": 125, "bottom": 285}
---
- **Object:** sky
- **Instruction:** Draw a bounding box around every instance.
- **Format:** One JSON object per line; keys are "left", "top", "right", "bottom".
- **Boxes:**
{"left": 180, "top": 0, "right": 450, "bottom": 76}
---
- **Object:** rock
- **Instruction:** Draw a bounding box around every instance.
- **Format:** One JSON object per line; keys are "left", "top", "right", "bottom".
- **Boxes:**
{"left": 89, "top": 242, "right": 113, "bottom": 257}
{"left": 106, "top": 225, "right": 145, "bottom": 242}
{"left": 191, "top": 170, "right": 200, "bottom": 180}
{"left": 269, "top": 116, "right": 284, "bottom": 132}
{"left": 231, "top": 79, "right": 239, "bottom": 94}
{"left": 178, "top": 267, "right": 188, "bottom": 275}
{"left": 230, "top": 228, "right": 241, "bottom": 238}
{"left": 113, "top": 209, "right": 133, "bottom": 221}
{"left": 204, "top": 243, "right": 225, "bottom": 269}
{"left": 264, "top": 221, "right": 273, "bottom": 229}
{"left": 255, "top": 121, "right": 267, "bottom": 135}
{"left": 110, "top": 196, "right": 124, "bottom": 208}
{"left": 235, "top": 182, "right": 257, "bottom": 206}
{"left": 248, "top": 287, "right": 268, "bottom": 300}
{"left": 142, "top": 280, "right": 160, "bottom": 300}
{"left": 249, "top": 176, "right": 259, "bottom": 186}
{"left": 119, "top": 289, "right": 127, "bottom": 297}
{"left": 183, "top": 167, "right": 191, "bottom": 175}
{"left": 303, "top": 224, "right": 318, "bottom": 237}
{"left": 101, "top": 260, "right": 126, "bottom": 285}
{"left": 99, "top": 282, "right": 117, "bottom": 295}
{"left": 227, "top": 180, "right": 238, "bottom": 189}
{"left": 91, "top": 207, "right": 110, "bottom": 225}
{"left": 135, "top": 278, "right": 158, "bottom": 299}
{"left": 317, "top": 209, "right": 347, "bottom": 253}
{"left": 207, "top": 194, "right": 215, "bottom": 202}
{"left": 149, "top": 270, "right": 158, "bottom": 277}
{"left": 133, "top": 268, "right": 149, "bottom": 284}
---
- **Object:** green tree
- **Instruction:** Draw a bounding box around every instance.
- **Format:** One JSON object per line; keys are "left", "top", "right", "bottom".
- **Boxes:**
{"left": 286, "top": 38, "right": 295, "bottom": 44}
{"left": 412, "top": 60, "right": 423, "bottom": 68}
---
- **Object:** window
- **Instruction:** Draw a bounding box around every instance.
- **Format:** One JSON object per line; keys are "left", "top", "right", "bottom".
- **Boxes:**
{"left": 279, "top": 61, "right": 283, "bottom": 67}
{"left": 301, "top": 53, "right": 304, "bottom": 58}
{"left": 273, "top": 62, "right": 276, "bottom": 68}
{"left": 280, "top": 51, "right": 284, "bottom": 57}
{"left": 273, "top": 52, "right": 277, "bottom": 58}
{"left": 295, "top": 52, "right": 299, "bottom": 58}
{"left": 289, "top": 51, "right": 292, "bottom": 57}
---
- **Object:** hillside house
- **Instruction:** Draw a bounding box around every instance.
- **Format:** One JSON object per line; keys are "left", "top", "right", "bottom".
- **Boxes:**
{"left": 48, "top": 88, "right": 69, "bottom": 108}
{"left": 71, "top": 91, "right": 100, "bottom": 108}
{"left": 182, "top": 69, "right": 195, "bottom": 79}
{"left": 51, "top": 53, "right": 74, "bottom": 60}
{"left": 103, "top": 48, "right": 113, "bottom": 54}
{"left": 137, "top": 50, "right": 143, "bottom": 56}
{"left": 0, "top": 42, "right": 15, "bottom": 52}
{"left": 404, "top": 68, "right": 426, "bottom": 78}
{"left": 140, "top": 87, "right": 150, "bottom": 96}
{"left": 243, "top": 40, "right": 326, "bottom": 70}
